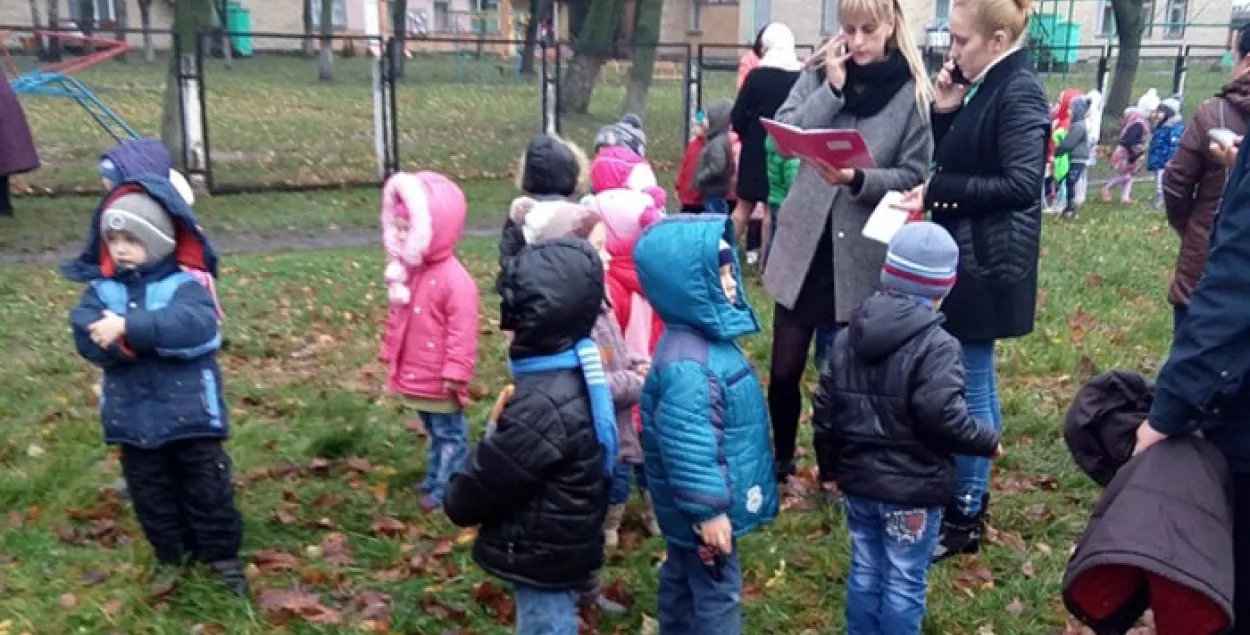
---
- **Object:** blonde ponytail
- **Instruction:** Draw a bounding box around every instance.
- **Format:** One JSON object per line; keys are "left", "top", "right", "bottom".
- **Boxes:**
{"left": 891, "top": 0, "right": 934, "bottom": 115}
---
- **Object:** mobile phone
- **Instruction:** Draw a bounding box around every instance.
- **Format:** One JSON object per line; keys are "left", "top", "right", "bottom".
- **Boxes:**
{"left": 692, "top": 526, "right": 727, "bottom": 582}
{"left": 949, "top": 63, "right": 971, "bottom": 86}
{"left": 1210, "top": 127, "right": 1238, "bottom": 149}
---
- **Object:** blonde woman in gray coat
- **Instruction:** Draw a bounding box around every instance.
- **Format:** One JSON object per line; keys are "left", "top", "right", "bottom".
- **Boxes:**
{"left": 762, "top": 0, "right": 933, "bottom": 494}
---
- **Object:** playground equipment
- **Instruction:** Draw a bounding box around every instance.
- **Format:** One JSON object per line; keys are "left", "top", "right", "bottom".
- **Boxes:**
{"left": 1, "top": 30, "right": 138, "bottom": 142}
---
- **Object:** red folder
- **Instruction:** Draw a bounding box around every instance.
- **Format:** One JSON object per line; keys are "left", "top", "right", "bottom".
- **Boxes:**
{"left": 761, "top": 118, "right": 876, "bottom": 170}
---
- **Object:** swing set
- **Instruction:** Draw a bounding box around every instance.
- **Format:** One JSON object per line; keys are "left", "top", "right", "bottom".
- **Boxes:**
{"left": 1, "top": 29, "right": 139, "bottom": 143}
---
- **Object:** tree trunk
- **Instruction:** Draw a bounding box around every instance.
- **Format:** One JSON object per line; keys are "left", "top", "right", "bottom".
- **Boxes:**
{"left": 29, "top": 0, "right": 46, "bottom": 57}
{"left": 303, "top": 0, "right": 316, "bottom": 57}
{"left": 1105, "top": 0, "right": 1145, "bottom": 130}
{"left": 218, "top": 0, "right": 233, "bottom": 67}
{"left": 560, "top": 0, "right": 626, "bottom": 113}
{"left": 79, "top": 0, "right": 96, "bottom": 54}
{"left": 114, "top": 0, "right": 128, "bottom": 62}
{"left": 46, "top": 0, "right": 62, "bottom": 61}
{"left": 162, "top": 0, "right": 213, "bottom": 166}
{"left": 519, "top": 0, "right": 548, "bottom": 76}
{"left": 139, "top": 0, "right": 155, "bottom": 63}
{"left": 622, "top": 0, "right": 660, "bottom": 116}
{"left": 391, "top": 0, "right": 408, "bottom": 79}
{"left": 318, "top": 0, "right": 336, "bottom": 81}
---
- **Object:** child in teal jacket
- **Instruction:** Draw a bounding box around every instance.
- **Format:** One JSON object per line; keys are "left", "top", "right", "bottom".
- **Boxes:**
{"left": 634, "top": 214, "right": 778, "bottom": 634}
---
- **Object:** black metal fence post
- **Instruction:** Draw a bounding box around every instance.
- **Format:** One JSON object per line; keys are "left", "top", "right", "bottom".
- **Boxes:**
{"left": 681, "top": 43, "right": 695, "bottom": 144}
{"left": 695, "top": 44, "right": 705, "bottom": 116}
{"left": 540, "top": 40, "right": 552, "bottom": 134}
{"left": 1096, "top": 45, "right": 1110, "bottom": 94}
{"left": 194, "top": 29, "right": 215, "bottom": 193}
{"left": 389, "top": 36, "right": 401, "bottom": 174}
{"left": 1172, "top": 45, "right": 1189, "bottom": 96}
{"left": 554, "top": 41, "right": 563, "bottom": 135}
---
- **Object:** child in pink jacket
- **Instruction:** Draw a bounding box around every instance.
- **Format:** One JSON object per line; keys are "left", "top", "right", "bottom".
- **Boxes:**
{"left": 379, "top": 171, "right": 479, "bottom": 511}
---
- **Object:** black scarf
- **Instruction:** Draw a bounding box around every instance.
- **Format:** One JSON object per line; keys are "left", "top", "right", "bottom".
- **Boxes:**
{"left": 842, "top": 49, "right": 912, "bottom": 118}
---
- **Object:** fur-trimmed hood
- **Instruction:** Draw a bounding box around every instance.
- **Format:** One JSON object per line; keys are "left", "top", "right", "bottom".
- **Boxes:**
{"left": 381, "top": 171, "right": 467, "bottom": 268}
{"left": 584, "top": 189, "right": 665, "bottom": 256}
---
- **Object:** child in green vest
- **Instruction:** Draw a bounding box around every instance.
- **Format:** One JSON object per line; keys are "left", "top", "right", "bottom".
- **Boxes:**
{"left": 764, "top": 134, "right": 799, "bottom": 268}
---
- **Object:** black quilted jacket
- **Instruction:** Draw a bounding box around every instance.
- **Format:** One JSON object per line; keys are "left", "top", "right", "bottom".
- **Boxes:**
{"left": 813, "top": 294, "right": 1000, "bottom": 506}
{"left": 446, "top": 239, "right": 608, "bottom": 591}
{"left": 925, "top": 49, "right": 1050, "bottom": 342}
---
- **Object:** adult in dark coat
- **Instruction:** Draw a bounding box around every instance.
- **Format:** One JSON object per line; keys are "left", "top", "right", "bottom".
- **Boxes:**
{"left": 0, "top": 66, "right": 41, "bottom": 216}
{"left": 894, "top": 0, "right": 1049, "bottom": 560}
{"left": 1133, "top": 29, "right": 1250, "bottom": 630}
{"left": 1063, "top": 370, "right": 1233, "bottom": 635}
{"left": 729, "top": 22, "right": 800, "bottom": 244}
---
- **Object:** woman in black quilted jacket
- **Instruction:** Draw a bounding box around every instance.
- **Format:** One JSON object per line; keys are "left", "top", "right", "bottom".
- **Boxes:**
{"left": 446, "top": 238, "right": 610, "bottom": 635}
{"left": 893, "top": 0, "right": 1049, "bottom": 560}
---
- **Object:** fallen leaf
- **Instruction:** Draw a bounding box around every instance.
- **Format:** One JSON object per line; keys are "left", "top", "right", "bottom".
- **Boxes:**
{"left": 345, "top": 457, "right": 373, "bottom": 473}
{"left": 308, "top": 458, "right": 331, "bottom": 475}
{"left": 474, "top": 579, "right": 517, "bottom": 623}
{"left": 254, "top": 549, "right": 302, "bottom": 573}
{"left": 1021, "top": 560, "right": 1036, "bottom": 578}
{"left": 189, "top": 625, "right": 226, "bottom": 635}
{"left": 601, "top": 579, "right": 635, "bottom": 609}
{"left": 354, "top": 589, "right": 392, "bottom": 620}
{"left": 312, "top": 493, "right": 345, "bottom": 508}
{"left": 456, "top": 527, "right": 477, "bottom": 545}
{"left": 59, "top": 593, "right": 77, "bottom": 609}
{"left": 103, "top": 599, "right": 124, "bottom": 617}
{"left": 430, "top": 538, "right": 455, "bottom": 557}
{"left": 1005, "top": 598, "right": 1026, "bottom": 616}
{"left": 148, "top": 576, "right": 177, "bottom": 599}
{"left": 419, "top": 596, "right": 468, "bottom": 623}
{"left": 258, "top": 588, "right": 343, "bottom": 625}
{"left": 316, "top": 517, "right": 337, "bottom": 530}
{"left": 1037, "top": 543, "right": 1053, "bottom": 555}
{"left": 275, "top": 507, "right": 300, "bottom": 526}
{"left": 371, "top": 516, "right": 407, "bottom": 538}
{"left": 26, "top": 444, "right": 45, "bottom": 458}
{"left": 953, "top": 557, "right": 995, "bottom": 593}
{"left": 321, "top": 532, "right": 354, "bottom": 566}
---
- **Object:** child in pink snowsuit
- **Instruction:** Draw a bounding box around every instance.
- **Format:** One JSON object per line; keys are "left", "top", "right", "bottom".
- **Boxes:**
{"left": 379, "top": 171, "right": 479, "bottom": 511}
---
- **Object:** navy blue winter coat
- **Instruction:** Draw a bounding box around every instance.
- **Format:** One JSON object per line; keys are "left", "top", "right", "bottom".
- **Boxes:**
{"left": 1151, "top": 137, "right": 1250, "bottom": 472}
{"left": 66, "top": 177, "right": 227, "bottom": 449}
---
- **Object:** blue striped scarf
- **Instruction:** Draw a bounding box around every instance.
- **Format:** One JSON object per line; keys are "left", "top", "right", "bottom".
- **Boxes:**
{"left": 508, "top": 339, "right": 619, "bottom": 476}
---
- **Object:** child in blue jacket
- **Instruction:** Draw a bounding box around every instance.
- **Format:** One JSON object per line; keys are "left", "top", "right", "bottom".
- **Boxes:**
{"left": 1148, "top": 96, "right": 1185, "bottom": 209}
{"left": 64, "top": 176, "right": 247, "bottom": 596}
{"left": 634, "top": 214, "right": 778, "bottom": 635}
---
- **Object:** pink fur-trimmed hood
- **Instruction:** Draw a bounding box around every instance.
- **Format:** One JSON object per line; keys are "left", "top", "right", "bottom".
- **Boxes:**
{"left": 381, "top": 171, "right": 467, "bottom": 268}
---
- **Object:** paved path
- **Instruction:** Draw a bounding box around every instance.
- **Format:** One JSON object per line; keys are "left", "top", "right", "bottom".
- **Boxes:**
{"left": 0, "top": 226, "right": 500, "bottom": 267}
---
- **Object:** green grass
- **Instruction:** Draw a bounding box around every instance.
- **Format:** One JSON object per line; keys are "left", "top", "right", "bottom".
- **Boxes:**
{"left": 0, "top": 201, "right": 1177, "bottom": 633}
{"left": 12, "top": 46, "right": 1233, "bottom": 194}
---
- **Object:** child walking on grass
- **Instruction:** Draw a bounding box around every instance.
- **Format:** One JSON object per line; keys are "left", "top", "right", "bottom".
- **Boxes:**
{"left": 634, "top": 214, "right": 779, "bottom": 635}
{"left": 1148, "top": 96, "right": 1185, "bottom": 209}
{"left": 813, "top": 222, "right": 1001, "bottom": 635}
{"left": 676, "top": 112, "right": 709, "bottom": 213}
{"left": 1104, "top": 92, "right": 1159, "bottom": 204}
{"left": 1054, "top": 97, "right": 1093, "bottom": 219}
{"left": 446, "top": 238, "right": 617, "bottom": 635}
{"left": 64, "top": 175, "right": 247, "bottom": 596}
{"left": 379, "top": 171, "right": 479, "bottom": 511}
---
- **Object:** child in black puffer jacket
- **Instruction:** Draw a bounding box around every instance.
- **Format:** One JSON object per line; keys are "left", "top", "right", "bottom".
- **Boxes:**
{"left": 812, "top": 221, "right": 1000, "bottom": 635}
{"left": 447, "top": 238, "right": 616, "bottom": 635}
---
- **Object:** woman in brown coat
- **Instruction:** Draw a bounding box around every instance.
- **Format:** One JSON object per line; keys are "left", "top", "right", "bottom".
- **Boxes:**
{"left": 1162, "top": 28, "right": 1250, "bottom": 332}
{"left": 0, "top": 66, "right": 40, "bottom": 215}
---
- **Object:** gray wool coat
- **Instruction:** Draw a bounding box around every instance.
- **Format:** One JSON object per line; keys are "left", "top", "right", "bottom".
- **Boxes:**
{"left": 763, "top": 70, "right": 933, "bottom": 323}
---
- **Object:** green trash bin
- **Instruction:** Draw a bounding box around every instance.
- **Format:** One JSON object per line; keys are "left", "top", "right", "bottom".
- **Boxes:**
{"left": 226, "top": 1, "right": 254, "bottom": 57}
{"left": 1052, "top": 22, "right": 1081, "bottom": 64}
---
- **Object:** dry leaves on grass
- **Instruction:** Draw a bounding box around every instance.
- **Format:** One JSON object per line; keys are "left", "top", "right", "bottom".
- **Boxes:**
{"left": 320, "top": 532, "right": 355, "bottom": 566}
{"left": 254, "top": 549, "right": 303, "bottom": 573}
{"left": 952, "top": 556, "right": 995, "bottom": 594}
{"left": 258, "top": 588, "right": 343, "bottom": 625}
{"left": 473, "top": 580, "right": 516, "bottom": 624}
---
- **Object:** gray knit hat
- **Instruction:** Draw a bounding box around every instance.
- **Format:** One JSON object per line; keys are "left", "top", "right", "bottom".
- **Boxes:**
{"left": 880, "top": 221, "right": 959, "bottom": 299}
{"left": 100, "top": 193, "right": 176, "bottom": 265}
{"left": 593, "top": 113, "right": 647, "bottom": 156}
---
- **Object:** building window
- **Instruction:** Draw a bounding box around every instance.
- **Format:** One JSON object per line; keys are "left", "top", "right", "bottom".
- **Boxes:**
{"left": 1096, "top": 0, "right": 1116, "bottom": 37}
{"left": 1164, "top": 0, "right": 1187, "bottom": 38}
{"left": 68, "top": 0, "right": 118, "bottom": 25}
{"left": 936, "top": 0, "right": 951, "bottom": 22}
{"left": 311, "top": 0, "right": 349, "bottom": 31}
{"left": 434, "top": 1, "right": 451, "bottom": 31}
{"left": 822, "top": 0, "right": 840, "bottom": 34}
{"left": 1142, "top": 0, "right": 1156, "bottom": 37}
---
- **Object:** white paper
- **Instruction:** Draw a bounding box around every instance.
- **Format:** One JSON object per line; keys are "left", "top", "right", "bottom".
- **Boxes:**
{"left": 862, "top": 191, "right": 909, "bottom": 245}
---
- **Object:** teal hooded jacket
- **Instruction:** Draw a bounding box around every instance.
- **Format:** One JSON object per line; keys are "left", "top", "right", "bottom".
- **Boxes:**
{"left": 634, "top": 214, "right": 778, "bottom": 548}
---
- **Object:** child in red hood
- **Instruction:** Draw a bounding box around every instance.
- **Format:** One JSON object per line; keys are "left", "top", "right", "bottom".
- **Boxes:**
{"left": 676, "top": 113, "right": 708, "bottom": 212}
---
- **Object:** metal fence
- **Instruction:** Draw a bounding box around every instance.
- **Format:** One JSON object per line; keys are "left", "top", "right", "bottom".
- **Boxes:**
{"left": 5, "top": 25, "right": 1243, "bottom": 196}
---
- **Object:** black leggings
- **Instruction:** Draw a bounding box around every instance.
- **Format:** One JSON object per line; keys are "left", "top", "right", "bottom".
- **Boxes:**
{"left": 0, "top": 174, "right": 11, "bottom": 214}
{"left": 768, "top": 304, "right": 839, "bottom": 480}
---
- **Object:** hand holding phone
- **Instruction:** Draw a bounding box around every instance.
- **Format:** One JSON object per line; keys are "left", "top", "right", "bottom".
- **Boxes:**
{"left": 823, "top": 36, "right": 852, "bottom": 91}
{"left": 934, "top": 60, "right": 970, "bottom": 113}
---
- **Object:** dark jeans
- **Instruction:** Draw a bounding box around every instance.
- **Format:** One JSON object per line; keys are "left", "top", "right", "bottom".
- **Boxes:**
{"left": 120, "top": 438, "right": 243, "bottom": 565}
{"left": 1064, "top": 163, "right": 1087, "bottom": 211}
{"left": 681, "top": 203, "right": 707, "bottom": 213}
{"left": 704, "top": 197, "right": 729, "bottom": 216}
{"left": 1173, "top": 303, "right": 1188, "bottom": 338}
{"left": 657, "top": 542, "right": 743, "bottom": 635}
{"left": 1232, "top": 474, "right": 1250, "bottom": 633}
{"left": 769, "top": 304, "right": 841, "bottom": 481}
{"left": 0, "top": 174, "right": 10, "bottom": 214}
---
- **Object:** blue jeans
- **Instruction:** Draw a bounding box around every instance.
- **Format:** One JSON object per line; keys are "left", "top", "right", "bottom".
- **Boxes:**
{"left": 658, "top": 542, "right": 742, "bottom": 635}
{"left": 609, "top": 460, "right": 637, "bottom": 505}
{"left": 704, "top": 196, "right": 729, "bottom": 216}
{"left": 954, "top": 341, "right": 1002, "bottom": 516}
{"left": 514, "top": 584, "right": 579, "bottom": 635}
{"left": 844, "top": 495, "right": 943, "bottom": 635}
{"left": 420, "top": 411, "right": 468, "bottom": 504}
